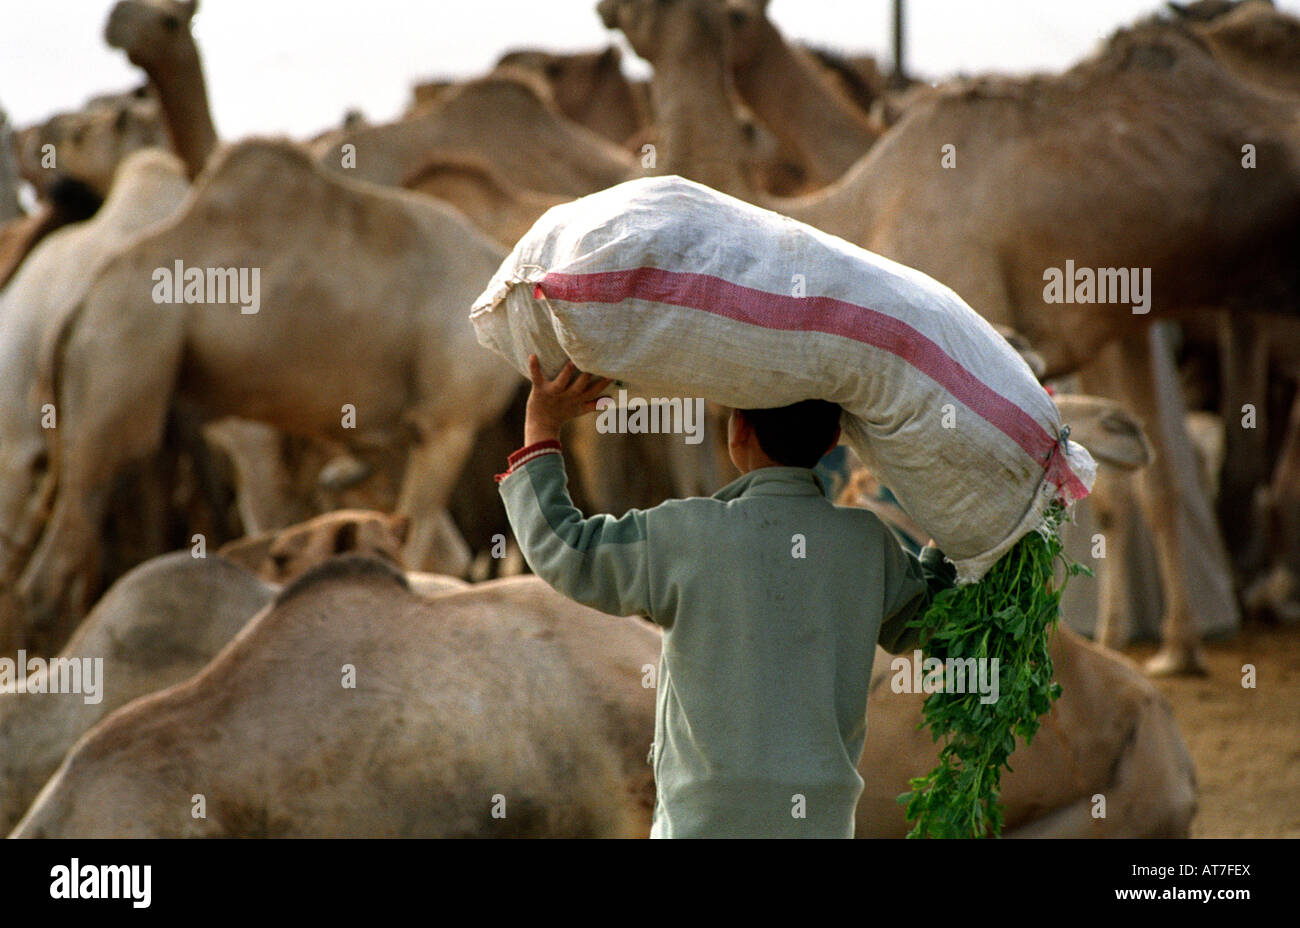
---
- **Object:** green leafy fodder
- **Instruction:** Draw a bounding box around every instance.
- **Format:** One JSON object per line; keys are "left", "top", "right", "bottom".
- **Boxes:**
{"left": 896, "top": 500, "right": 1091, "bottom": 838}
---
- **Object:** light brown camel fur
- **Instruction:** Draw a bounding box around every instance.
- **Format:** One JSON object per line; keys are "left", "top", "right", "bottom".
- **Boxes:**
{"left": 1183, "top": 0, "right": 1300, "bottom": 98}
{"left": 0, "top": 150, "right": 190, "bottom": 618}
{"left": 7, "top": 394, "right": 1189, "bottom": 838}
{"left": 12, "top": 139, "right": 513, "bottom": 654}
{"left": 217, "top": 509, "right": 410, "bottom": 585}
{"left": 495, "top": 46, "right": 650, "bottom": 147}
{"left": 11, "top": 563, "right": 660, "bottom": 838}
{"left": 311, "top": 67, "right": 635, "bottom": 197}
{"left": 9, "top": 550, "right": 1193, "bottom": 838}
{"left": 0, "top": 89, "right": 163, "bottom": 287}
{"left": 402, "top": 154, "right": 568, "bottom": 248}
{"left": 104, "top": 0, "right": 216, "bottom": 180}
{"left": 12, "top": 86, "right": 166, "bottom": 202}
{"left": 0, "top": 514, "right": 468, "bottom": 834}
{"left": 600, "top": 0, "right": 1300, "bottom": 674}
{"left": 726, "top": 0, "right": 882, "bottom": 187}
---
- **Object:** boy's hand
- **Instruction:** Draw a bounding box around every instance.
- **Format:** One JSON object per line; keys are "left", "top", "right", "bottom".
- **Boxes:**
{"left": 525, "top": 354, "right": 614, "bottom": 446}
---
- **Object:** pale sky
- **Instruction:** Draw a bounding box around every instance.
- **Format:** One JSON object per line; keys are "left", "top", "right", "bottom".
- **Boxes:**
{"left": 4, "top": 0, "right": 1299, "bottom": 139}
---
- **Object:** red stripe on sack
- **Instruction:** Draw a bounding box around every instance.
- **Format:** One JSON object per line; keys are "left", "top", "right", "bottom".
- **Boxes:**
{"left": 538, "top": 267, "right": 1089, "bottom": 500}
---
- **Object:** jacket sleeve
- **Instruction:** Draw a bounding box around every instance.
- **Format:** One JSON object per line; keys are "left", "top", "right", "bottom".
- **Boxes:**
{"left": 497, "top": 443, "right": 654, "bottom": 620}
{"left": 876, "top": 540, "right": 958, "bottom": 655}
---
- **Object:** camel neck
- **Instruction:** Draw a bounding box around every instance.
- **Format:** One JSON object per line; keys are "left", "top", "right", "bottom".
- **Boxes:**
{"left": 732, "top": 22, "right": 878, "bottom": 186}
{"left": 648, "top": 40, "right": 754, "bottom": 198}
{"left": 149, "top": 45, "right": 218, "bottom": 180}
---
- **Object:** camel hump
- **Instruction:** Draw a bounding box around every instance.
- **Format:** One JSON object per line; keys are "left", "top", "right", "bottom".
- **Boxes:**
{"left": 104, "top": 147, "right": 187, "bottom": 204}
{"left": 197, "top": 138, "right": 315, "bottom": 191}
{"left": 272, "top": 553, "right": 411, "bottom": 608}
{"left": 443, "top": 67, "right": 558, "bottom": 114}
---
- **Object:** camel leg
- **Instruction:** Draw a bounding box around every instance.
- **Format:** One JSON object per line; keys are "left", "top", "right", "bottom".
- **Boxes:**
{"left": 1244, "top": 391, "right": 1300, "bottom": 623}
{"left": 1078, "top": 350, "right": 1160, "bottom": 650}
{"left": 1123, "top": 324, "right": 1238, "bottom": 675}
{"left": 1269, "top": 393, "right": 1300, "bottom": 616}
{"left": 1216, "top": 312, "right": 1270, "bottom": 576}
{"left": 203, "top": 418, "right": 308, "bottom": 535}
{"left": 397, "top": 424, "right": 478, "bottom": 576}
{"left": 1090, "top": 470, "right": 1135, "bottom": 651}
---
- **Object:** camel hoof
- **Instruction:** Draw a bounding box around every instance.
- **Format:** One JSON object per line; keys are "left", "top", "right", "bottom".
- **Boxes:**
{"left": 1144, "top": 646, "right": 1209, "bottom": 678}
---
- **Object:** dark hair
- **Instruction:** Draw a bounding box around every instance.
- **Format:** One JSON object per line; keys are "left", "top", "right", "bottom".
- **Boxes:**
{"left": 737, "top": 399, "right": 842, "bottom": 468}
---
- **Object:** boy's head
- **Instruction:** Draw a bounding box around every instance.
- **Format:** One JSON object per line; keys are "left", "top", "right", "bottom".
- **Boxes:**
{"left": 728, "top": 400, "right": 842, "bottom": 473}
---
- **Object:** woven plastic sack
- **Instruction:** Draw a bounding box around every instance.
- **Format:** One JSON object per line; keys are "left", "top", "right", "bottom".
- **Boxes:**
{"left": 470, "top": 175, "right": 1095, "bottom": 582}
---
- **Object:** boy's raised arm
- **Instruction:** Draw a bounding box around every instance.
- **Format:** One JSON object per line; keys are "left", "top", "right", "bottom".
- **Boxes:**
{"left": 497, "top": 446, "right": 654, "bottom": 619}
{"left": 494, "top": 356, "right": 654, "bottom": 620}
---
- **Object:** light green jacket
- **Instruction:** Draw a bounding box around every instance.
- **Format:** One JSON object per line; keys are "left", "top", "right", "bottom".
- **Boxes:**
{"left": 498, "top": 446, "right": 955, "bottom": 838}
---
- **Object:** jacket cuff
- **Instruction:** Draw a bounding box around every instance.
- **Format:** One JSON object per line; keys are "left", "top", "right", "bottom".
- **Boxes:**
{"left": 495, "top": 439, "right": 562, "bottom": 484}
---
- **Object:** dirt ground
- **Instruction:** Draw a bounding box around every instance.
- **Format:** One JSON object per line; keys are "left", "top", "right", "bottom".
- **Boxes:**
{"left": 1126, "top": 622, "right": 1300, "bottom": 838}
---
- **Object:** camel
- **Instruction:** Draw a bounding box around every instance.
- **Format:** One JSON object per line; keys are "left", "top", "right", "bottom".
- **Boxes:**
{"left": 100, "top": 0, "right": 405, "bottom": 547}
{"left": 11, "top": 138, "right": 514, "bottom": 654}
{"left": 100, "top": 0, "right": 657, "bottom": 564}
{"left": 0, "top": 88, "right": 164, "bottom": 288}
{"left": 9, "top": 549, "right": 1194, "bottom": 838}
{"left": 10, "top": 562, "right": 660, "bottom": 838}
{"left": 12, "top": 86, "right": 166, "bottom": 202}
{"left": 104, "top": 0, "right": 215, "bottom": 180}
{"left": 4, "top": 393, "right": 1188, "bottom": 837}
{"left": 1171, "top": 0, "right": 1300, "bottom": 621}
{"left": 840, "top": 394, "right": 1196, "bottom": 836}
{"left": 599, "top": 0, "right": 1300, "bottom": 674}
{"left": 0, "top": 553, "right": 273, "bottom": 834}
{"left": 0, "top": 513, "right": 470, "bottom": 834}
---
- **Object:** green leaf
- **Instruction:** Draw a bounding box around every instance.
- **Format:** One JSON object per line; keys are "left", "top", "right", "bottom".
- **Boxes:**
{"left": 897, "top": 500, "right": 1083, "bottom": 839}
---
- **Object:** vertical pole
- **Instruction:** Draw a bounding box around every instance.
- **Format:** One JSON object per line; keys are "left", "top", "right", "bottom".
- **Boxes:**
{"left": 890, "top": 0, "right": 908, "bottom": 89}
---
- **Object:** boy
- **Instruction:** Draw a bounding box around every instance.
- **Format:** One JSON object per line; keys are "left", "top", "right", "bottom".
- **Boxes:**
{"left": 496, "top": 355, "right": 956, "bottom": 838}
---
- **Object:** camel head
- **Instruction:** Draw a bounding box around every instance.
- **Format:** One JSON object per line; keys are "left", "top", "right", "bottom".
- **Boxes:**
{"left": 105, "top": 0, "right": 200, "bottom": 71}
{"left": 598, "top": 0, "right": 731, "bottom": 65}
{"left": 15, "top": 87, "right": 165, "bottom": 199}
{"left": 217, "top": 510, "right": 411, "bottom": 585}
{"left": 1052, "top": 395, "right": 1154, "bottom": 471}
{"left": 722, "top": 0, "right": 774, "bottom": 70}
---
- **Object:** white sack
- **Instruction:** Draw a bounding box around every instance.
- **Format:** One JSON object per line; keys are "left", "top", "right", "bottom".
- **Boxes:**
{"left": 471, "top": 175, "right": 1095, "bottom": 582}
